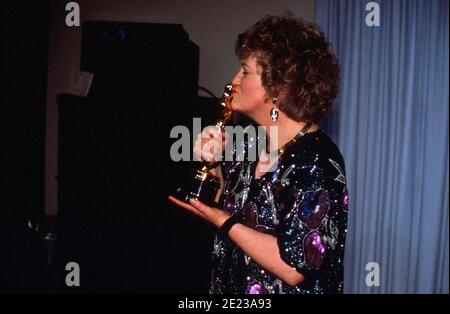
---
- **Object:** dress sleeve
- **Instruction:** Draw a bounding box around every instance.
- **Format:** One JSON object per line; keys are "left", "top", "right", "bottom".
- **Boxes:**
{"left": 275, "top": 160, "right": 347, "bottom": 279}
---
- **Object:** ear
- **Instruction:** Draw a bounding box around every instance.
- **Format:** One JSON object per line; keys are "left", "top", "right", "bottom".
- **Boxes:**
{"left": 263, "top": 91, "right": 276, "bottom": 105}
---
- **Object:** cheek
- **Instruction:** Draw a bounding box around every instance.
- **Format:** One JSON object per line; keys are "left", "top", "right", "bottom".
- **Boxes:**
{"left": 241, "top": 78, "right": 265, "bottom": 101}
{"left": 240, "top": 77, "right": 255, "bottom": 94}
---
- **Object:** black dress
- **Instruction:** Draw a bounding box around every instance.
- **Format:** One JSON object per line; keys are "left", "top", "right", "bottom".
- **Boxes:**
{"left": 210, "top": 128, "right": 349, "bottom": 294}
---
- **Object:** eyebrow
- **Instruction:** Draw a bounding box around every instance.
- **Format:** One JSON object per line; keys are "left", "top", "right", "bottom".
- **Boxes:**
{"left": 241, "top": 63, "right": 251, "bottom": 70}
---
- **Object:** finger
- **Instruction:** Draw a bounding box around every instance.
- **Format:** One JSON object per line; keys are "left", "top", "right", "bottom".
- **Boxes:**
{"left": 168, "top": 196, "right": 208, "bottom": 219}
{"left": 195, "top": 137, "right": 216, "bottom": 161}
{"left": 212, "top": 130, "right": 222, "bottom": 141}
{"left": 202, "top": 152, "right": 215, "bottom": 162}
{"left": 201, "top": 126, "right": 214, "bottom": 137}
{"left": 168, "top": 195, "right": 196, "bottom": 212}
{"left": 189, "top": 198, "right": 212, "bottom": 215}
{"left": 203, "top": 139, "right": 222, "bottom": 158}
{"left": 203, "top": 126, "right": 221, "bottom": 141}
{"left": 201, "top": 129, "right": 223, "bottom": 147}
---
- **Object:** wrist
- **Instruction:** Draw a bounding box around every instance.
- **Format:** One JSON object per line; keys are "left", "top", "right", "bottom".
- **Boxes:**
{"left": 218, "top": 214, "right": 242, "bottom": 238}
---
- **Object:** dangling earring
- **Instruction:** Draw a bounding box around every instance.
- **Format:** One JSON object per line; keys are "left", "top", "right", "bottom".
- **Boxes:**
{"left": 270, "top": 97, "right": 279, "bottom": 122}
{"left": 270, "top": 107, "right": 279, "bottom": 122}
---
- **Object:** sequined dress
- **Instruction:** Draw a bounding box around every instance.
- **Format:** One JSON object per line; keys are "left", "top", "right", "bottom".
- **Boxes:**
{"left": 210, "top": 128, "right": 349, "bottom": 294}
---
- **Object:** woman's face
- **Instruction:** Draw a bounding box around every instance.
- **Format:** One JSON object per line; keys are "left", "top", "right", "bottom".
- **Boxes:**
{"left": 231, "top": 56, "right": 269, "bottom": 118}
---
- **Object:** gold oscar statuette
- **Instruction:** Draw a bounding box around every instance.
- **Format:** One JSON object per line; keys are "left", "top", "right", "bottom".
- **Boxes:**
{"left": 173, "top": 83, "right": 235, "bottom": 206}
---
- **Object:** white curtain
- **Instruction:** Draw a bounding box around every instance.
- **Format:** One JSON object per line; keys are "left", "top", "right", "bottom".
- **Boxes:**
{"left": 315, "top": 0, "right": 449, "bottom": 293}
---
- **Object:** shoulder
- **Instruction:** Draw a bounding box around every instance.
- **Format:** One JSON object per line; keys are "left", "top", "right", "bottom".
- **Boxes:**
{"left": 280, "top": 129, "right": 346, "bottom": 183}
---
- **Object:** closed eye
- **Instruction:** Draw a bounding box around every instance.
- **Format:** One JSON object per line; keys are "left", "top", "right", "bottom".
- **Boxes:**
{"left": 241, "top": 62, "right": 251, "bottom": 75}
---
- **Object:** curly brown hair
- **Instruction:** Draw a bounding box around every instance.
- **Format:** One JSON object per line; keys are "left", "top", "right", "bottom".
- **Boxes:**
{"left": 235, "top": 13, "right": 340, "bottom": 123}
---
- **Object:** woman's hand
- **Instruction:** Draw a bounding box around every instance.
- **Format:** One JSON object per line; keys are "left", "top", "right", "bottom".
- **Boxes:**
{"left": 168, "top": 196, "right": 230, "bottom": 229}
{"left": 193, "top": 125, "right": 228, "bottom": 164}
{"left": 193, "top": 126, "right": 228, "bottom": 199}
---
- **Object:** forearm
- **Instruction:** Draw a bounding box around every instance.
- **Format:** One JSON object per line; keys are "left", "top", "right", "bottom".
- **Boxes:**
{"left": 169, "top": 186, "right": 304, "bottom": 286}
{"left": 227, "top": 222, "right": 304, "bottom": 287}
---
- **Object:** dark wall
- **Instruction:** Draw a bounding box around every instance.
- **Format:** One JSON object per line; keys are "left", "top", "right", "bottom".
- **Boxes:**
{"left": 1, "top": 0, "right": 49, "bottom": 293}
{"left": 56, "top": 22, "right": 214, "bottom": 293}
{"left": 1, "top": 0, "right": 48, "bottom": 219}
{"left": 0, "top": 4, "right": 225, "bottom": 293}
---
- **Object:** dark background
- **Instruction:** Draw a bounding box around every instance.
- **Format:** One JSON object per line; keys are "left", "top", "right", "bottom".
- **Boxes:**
{"left": 1, "top": 0, "right": 225, "bottom": 293}
{"left": 1, "top": 0, "right": 49, "bottom": 292}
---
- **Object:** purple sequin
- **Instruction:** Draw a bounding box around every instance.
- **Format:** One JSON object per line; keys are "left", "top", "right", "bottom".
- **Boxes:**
{"left": 304, "top": 231, "right": 326, "bottom": 268}
{"left": 224, "top": 193, "right": 235, "bottom": 212}
{"left": 246, "top": 282, "right": 266, "bottom": 294}
{"left": 298, "top": 188, "right": 330, "bottom": 229}
{"left": 342, "top": 187, "right": 349, "bottom": 212}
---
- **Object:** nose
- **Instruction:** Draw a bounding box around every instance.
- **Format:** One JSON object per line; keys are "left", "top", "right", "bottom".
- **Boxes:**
{"left": 231, "top": 69, "right": 241, "bottom": 86}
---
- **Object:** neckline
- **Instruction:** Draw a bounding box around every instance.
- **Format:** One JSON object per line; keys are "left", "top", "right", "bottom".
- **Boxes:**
{"left": 276, "top": 122, "right": 316, "bottom": 156}
{"left": 253, "top": 128, "right": 322, "bottom": 181}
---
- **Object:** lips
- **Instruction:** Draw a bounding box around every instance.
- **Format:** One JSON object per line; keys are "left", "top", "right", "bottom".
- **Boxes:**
{"left": 229, "top": 94, "right": 238, "bottom": 110}
{"left": 227, "top": 84, "right": 240, "bottom": 111}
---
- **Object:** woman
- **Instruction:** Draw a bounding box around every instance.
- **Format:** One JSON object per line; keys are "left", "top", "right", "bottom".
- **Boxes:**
{"left": 169, "top": 13, "right": 348, "bottom": 294}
